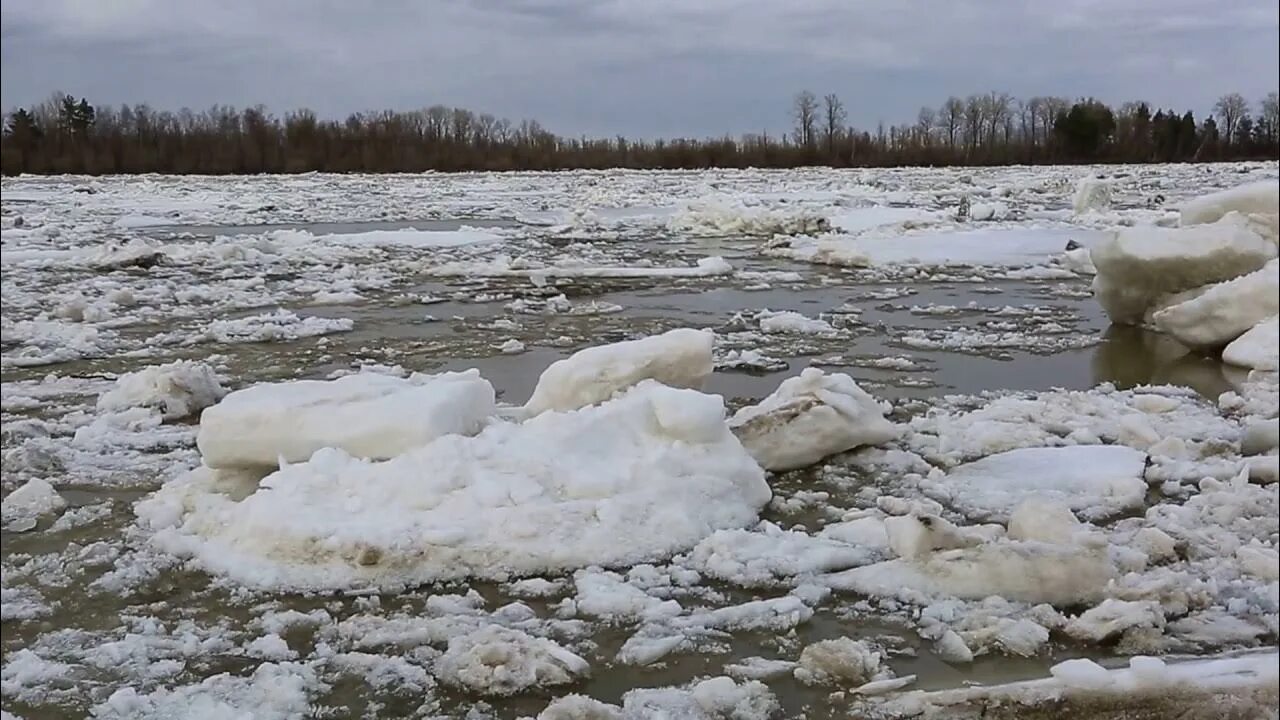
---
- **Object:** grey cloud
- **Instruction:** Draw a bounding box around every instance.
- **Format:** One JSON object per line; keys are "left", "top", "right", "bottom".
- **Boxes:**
{"left": 2, "top": 0, "right": 1276, "bottom": 138}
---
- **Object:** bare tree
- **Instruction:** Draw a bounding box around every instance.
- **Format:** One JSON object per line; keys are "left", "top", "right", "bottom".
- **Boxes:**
{"left": 916, "top": 107, "right": 936, "bottom": 147}
{"left": 963, "top": 94, "right": 984, "bottom": 152}
{"left": 1261, "top": 91, "right": 1280, "bottom": 146}
{"left": 980, "top": 92, "right": 1012, "bottom": 150}
{"left": 1024, "top": 97, "right": 1043, "bottom": 147}
{"left": 793, "top": 91, "right": 819, "bottom": 148}
{"left": 1214, "top": 93, "right": 1249, "bottom": 145}
{"left": 822, "top": 93, "right": 846, "bottom": 156}
{"left": 938, "top": 96, "right": 964, "bottom": 150}
{"left": 1036, "top": 97, "right": 1070, "bottom": 152}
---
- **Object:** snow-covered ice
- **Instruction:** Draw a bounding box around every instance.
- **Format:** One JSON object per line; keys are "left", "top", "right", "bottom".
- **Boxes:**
{"left": 1151, "top": 259, "right": 1279, "bottom": 349}
{"left": 197, "top": 370, "right": 496, "bottom": 468}
{"left": 826, "top": 540, "right": 1116, "bottom": 605}
{"left": 1180, "top": 180, "right": 1280, "bottom": 228}
{"left": 918, "top": 445, "right": 1149, "bottom": 522}
{"left": 794, "top": 637, "right": 884, "bottom": 686}
{"left": 1090, "top": 214, "right": 1276, "bottom": 325}
{"left": 670, "top": 198, "right": 830, "bottom": 237}
{"left": 1224, "top": 316, "right": 1280, "bottom": 370}
{"left": 1072, "top": 176, "right": 1112, "bottom": 215}
{"left": 97, "top": 361, "right": 226, "bottom": 420}
{"left": 523, "top": 328, "right": 714, "bottom": 415}
{"left": 729, "top": 368, "right": 897, "bottom": 471}
{"left": 434, "top": 625, "right": 589, "bottom": 696}
{"left": 1, "top": 478, "right": 66, "bottom": 531}
{"left": 141, "top": 382, "right": 770, "bottom": 590}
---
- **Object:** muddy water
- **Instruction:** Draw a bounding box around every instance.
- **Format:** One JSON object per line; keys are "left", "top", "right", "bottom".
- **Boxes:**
{"left": 1, "top": 220, "right": 1254, "bottom": 719}
{"left": 299, "top": 278, "right": 1231, "bottom": 406}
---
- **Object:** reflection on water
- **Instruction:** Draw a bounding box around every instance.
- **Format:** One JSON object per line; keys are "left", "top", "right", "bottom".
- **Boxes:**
{"left": 1091, "top": 324, "right": 1248, "bottom": 399}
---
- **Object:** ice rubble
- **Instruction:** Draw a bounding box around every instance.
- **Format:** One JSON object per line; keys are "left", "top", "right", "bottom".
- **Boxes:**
{"left": 1180, "top": 180, "right": 1280, "bottom": 226}
{"left": 1007, "top": 499, "right": 1089, "bottom": 545}
{"left": 197, "top": 370, "right": 496, "bottom": 469}
{"left": 1091, "top": 181, "right": 1280, "bottom": 362}
{"left": 669, "top": 198, "right": 829, "bottom": 237}
{"left": 967, "top": 201, "right": 1008, "bottom": 222}
{"left": 763, "top": 226, "right": 1101, "bottom": 270}
{"left": 425, "top": 254, "right": 734, "bottom": 279}
{"left": 728, "top": 368, "right": 898, "bottom": 471}
{"left": 523, "top": 328, "right": 714, "bottom": 415}
{"left": 869, "top": 651, "right": 1279, "bottom": 719}
{"left": 7, "top": 168, "right": 1280, "bottom": 717}
{"left": 435, "top": 625, "right": 589, "bottom": 696}
{"left": 826, "top": 540, "right": 1116, "bottom": 605}
{"left": 793, "top": 637, "right": 884, "bottom": 686}
{"left": 753, "top": 309, "right": 836, "bottom": 335}
{"left": 193, "top": 310, "right": 354, "bottom": 345}
{"left": 685, "top": 523, "right": 878, "bottom": 585}
{"left": 140, "top": 382, "right": 770, "bottom": 590}
{"left": 309, "top": 227, "right": 504, "bottom": 248}
{"left": 1, "top": 478, "right": 66, "bottom": 531}
{"left": 1151, "top": 259, "right": 1279, "bottom": 349}
{"left": 1, "top": 318, "right": 110, "bottom": 367}
{"left": 1064, "top": 599, "right": 1165, "bottom": 642}
{"left": 918, "top": 445, "right": 1149, "bottom": 522}
{"left": 1072, "top": 176, "right": 1112, "bottom": 215}
{"left": 1223, "top": 316, "right": 1280, "bottom": 370}
{"left": 89, "top": 662, "right": 321, "bottom": 720}
{"left": 611, "top": 595, "right": 815, "bottom": 666}
{"left": 1090, "top": 213, "right": 1276, "bottom": 325}
{"left": 882, "top": 513, "right": 991, "bottom": 559}
{"left": 96, "top": 361, "right": 226, "bottom": 421}
{"left": 904, "top": 383, "right": 1244, "bottom": 486}
{"left": 538, "top": 676, "right": 779, "bottom": 720}
{"left": 572, "top": 570, "right": 683, "bottom": 622}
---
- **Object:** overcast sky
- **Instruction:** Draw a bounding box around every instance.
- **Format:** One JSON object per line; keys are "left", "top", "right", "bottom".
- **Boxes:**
{"left": 2, "top": 0, "right": 1277, "bottom": 139}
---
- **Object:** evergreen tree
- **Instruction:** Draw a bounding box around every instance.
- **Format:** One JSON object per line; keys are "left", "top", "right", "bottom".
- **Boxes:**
{"left": 5, "top": 108, "right": 42, "bottom": 145}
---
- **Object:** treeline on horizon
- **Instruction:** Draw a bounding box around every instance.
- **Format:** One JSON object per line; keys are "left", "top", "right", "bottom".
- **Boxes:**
{"left": 1, "top": 89, "right": 1277, "bottom": 175}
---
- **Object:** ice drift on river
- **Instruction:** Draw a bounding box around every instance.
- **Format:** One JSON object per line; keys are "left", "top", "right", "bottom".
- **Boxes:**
{"left": 523, "top": 328, "right": 714, "bottom": 415}
{"left": 140, "top": 382, "right": 770, "bottom": 591}
{"left": 196, "top": 370, "right": 496, "bottom": 469}
{"left": 1151, "top": 259, "right": 1279, "bottom": 349}
{"left": 1090, "top": 213, "right": 1276, "bottom": 324}
{"left": 728, "top": 368, "right": 897, "bottom": 471}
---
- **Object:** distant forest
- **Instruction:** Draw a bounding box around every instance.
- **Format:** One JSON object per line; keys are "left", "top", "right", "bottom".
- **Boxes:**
{"left": 2, "top": 90, "right": 1278, "bottom": 175}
